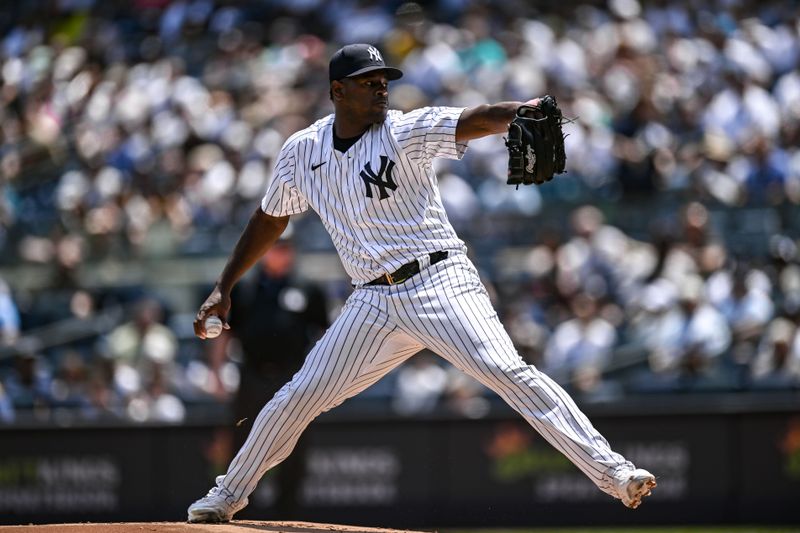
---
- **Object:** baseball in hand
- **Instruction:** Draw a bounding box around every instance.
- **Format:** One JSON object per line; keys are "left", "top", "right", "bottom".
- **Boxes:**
{"left": 204, "top": 315, "right": 224, "bottom": 338}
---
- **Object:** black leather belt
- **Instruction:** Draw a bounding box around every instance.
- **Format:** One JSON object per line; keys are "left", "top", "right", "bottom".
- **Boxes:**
{"left": 366, "top": 251, "right": 449, "bottom": 286}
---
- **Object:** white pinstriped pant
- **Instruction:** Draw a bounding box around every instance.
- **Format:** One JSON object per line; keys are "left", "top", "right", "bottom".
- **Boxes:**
{"left": 221, "top": 253, "right": 632, "bottom": 503}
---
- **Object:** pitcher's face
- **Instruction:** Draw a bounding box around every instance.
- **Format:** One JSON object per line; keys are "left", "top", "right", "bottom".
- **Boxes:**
{"left": 333, "top": 71, "right": 390, "bottom": 125}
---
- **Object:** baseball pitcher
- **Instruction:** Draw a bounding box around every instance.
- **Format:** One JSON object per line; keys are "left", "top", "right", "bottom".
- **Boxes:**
{"left": 187, "top": 44, "right": 656, "bottom": 523}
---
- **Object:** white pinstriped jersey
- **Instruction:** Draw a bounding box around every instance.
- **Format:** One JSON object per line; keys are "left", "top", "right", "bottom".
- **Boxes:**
{"left": 260, "top": 106, "right": 469, "bottom": 285}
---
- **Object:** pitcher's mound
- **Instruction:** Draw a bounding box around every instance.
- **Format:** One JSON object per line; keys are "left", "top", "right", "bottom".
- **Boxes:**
{"left": 0, "top": 521, "right": 431, "bottom": 533}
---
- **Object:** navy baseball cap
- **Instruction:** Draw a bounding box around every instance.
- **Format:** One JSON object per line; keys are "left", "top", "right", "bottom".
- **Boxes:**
{"left": 329, "top": 44, "right": 403, "bottom": 82}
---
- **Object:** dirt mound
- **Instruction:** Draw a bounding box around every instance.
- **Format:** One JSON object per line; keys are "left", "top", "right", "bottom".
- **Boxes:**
{"left": 0, "top": 521, "right": 431, "bottom": 533}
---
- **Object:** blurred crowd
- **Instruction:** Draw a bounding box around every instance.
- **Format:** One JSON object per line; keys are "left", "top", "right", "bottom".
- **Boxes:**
{"left": 1, "top": 0, "right": 800, "bottom": 424}
{"left": 0, "top": 291, "right": 242, "bottom": 425}
{"left": 2, "top": 0, "right": 800, "bottom": 263}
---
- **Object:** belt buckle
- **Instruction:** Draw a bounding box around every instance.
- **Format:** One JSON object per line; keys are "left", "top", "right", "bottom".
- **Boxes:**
{"left": 385, "top": 272, "right": 395, "bottom": 285}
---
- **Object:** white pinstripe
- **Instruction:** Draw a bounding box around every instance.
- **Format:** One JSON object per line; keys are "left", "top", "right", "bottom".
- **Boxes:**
{"left": 217, "top": 106, "right": 635, "bottom": 508}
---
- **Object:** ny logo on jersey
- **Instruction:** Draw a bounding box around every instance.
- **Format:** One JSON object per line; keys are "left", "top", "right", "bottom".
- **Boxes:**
{"left": 367, "top": 46, "right": 382, "bottom": 62}
{"left": 360, "top": 156, "right": 397, "bottom": 200}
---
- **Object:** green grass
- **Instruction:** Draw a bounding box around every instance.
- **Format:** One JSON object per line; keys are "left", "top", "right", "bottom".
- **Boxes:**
{"left": 442, "top": 528, "right": 800, "bottom": 533}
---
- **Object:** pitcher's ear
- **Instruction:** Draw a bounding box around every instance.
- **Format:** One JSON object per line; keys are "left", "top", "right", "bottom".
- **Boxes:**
{"left": 331, "top": 80, "right": 344, "bottom": 101}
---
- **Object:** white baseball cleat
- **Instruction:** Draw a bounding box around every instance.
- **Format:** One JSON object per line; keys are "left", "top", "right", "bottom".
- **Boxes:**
{"left": 187, "top": 476, "right": 248, "bottom": 523}
{"left": 614, "top": 468, "right": 657, "bottom": 509}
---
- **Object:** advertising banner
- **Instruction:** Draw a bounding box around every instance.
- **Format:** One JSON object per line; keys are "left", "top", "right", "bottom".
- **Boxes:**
{"left": 0, "top": 411, "right": 798, "bottom": 527}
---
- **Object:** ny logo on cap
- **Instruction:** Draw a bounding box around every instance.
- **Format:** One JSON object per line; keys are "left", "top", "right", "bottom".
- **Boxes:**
{"left": 367, "top": 46, "right": 383, "bottom": 62}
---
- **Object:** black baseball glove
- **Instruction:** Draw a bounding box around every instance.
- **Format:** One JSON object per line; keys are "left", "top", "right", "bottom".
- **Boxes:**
{"left": 505, "top": 95, "right": 567, "bottom": 186}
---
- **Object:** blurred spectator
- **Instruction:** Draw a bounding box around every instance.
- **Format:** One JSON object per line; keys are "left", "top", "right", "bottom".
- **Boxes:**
{"left": 126, "top": 362, "right": 186, "bottom": 423}
{"left": 749, "top": 317, "right": 800, "bottom": 389}
{"left": 104, "top": 296, "right": 180, "bottom": 420}
{"left": 49, "top": 350, "right": 90, "bottom": 408}
{"left": 628, "top": 277, "right": 680, "bottom": 355}
{"left": 554, "top": 205, "right": 657, "bottom": 313}
{"left": 569, "top": 363, "right": 625, "bottom": 404}
{"left": 543, "top": 292, "right": 617, "bottom": 384}
{"left": 633, "top": 275, "right": 732, "bottom": 390}
{"left": 442, "top": 365, "right": 491, "bottom": 419}
{"left": 555, "top": 206, "right": 617, "bottom": 301}
{"left": 710, "top": 266, "right": 773, "bottom": 338}
{"left": 106, "top": 297, "right": 177, "bottom": 367}
{"left": 4, "top": 351, "right": 53, "bottom": 418}
{"left": 503, "top": 293, "right": 549, "bottom": 369}
{"left": 708, "top": 264, "right": 774, "bottom": 380}
{"left": 81, "top": 357, "right": 125, "bottom": 421}
{"left": 0, "top": 382, "right": 14, "bottom": 423}
{"left": 0, "top": 277, "right": 20, "bottom": 346}
{"left": 392, "top": 351, "right": 448, "bottom": 416}
{"left": 658, "top": 202, "right": 724, "bottom": 285}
